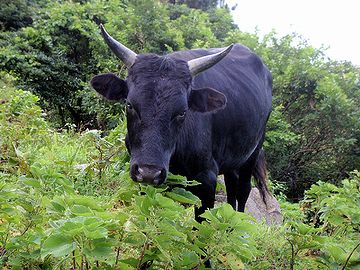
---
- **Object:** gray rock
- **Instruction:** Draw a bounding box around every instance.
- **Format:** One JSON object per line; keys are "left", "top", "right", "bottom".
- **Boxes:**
{"left": 245, "top": 188, "right": 283, "bottom": 225}
{"left": 215, "top": 177, "right": 283, "bottom": 225}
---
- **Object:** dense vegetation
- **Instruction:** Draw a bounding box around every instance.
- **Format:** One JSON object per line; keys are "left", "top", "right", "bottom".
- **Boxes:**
{"left": 1, "top": 0, "right": 359, "bottom": 269}
{"left": 1, "top": 73, "right": 359, "bottom": 269}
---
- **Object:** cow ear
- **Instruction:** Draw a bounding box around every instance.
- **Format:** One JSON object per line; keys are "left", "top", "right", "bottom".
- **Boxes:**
{"left": 90, "top": 73, "right": 128, "bottom": 101}
{"left": 189, "top": 87, "right": 227, "bottom": 113}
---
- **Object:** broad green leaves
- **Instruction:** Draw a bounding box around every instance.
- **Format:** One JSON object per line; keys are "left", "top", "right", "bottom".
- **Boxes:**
{"left": 41, "top": 234, "right": 76, "bottom": 258}
{"left": 0, "top": 75, "right": 359, "bottom": 269}
{"left": 166, "top": 187, "right": 201, "bottom": 206}
{"left": 303, "top": 171, "right": 360, "bottom": 234}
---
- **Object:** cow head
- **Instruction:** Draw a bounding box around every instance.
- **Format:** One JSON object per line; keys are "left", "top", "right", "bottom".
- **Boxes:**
{"left": 91, "top": 25, "right": 231, "bottom": 185}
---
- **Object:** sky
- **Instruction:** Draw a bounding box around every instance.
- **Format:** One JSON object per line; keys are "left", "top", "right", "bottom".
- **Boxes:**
{"left": 227, "top": 0, "right": 360, "bottom": 65}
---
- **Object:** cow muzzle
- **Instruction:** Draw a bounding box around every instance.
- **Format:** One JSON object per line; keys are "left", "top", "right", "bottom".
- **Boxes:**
{"left": 131, "top": 164, "right": 167, "bottom": 185}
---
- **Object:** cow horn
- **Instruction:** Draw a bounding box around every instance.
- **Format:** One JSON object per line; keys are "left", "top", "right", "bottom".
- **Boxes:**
{"left": 100, "top": 24, "right": 137, "bottom": 68}
{"left": 187, "top": 44, "right": 234, "bottom": 76}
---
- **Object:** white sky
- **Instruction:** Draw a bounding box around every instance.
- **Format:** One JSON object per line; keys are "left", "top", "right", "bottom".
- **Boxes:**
{"left": 227, "top": 0, "right": 360, "bottom": 65}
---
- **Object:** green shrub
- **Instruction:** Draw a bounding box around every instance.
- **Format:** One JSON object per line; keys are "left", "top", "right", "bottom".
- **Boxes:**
{"left": 302, "top": 171, "right": 360, "bottom": 234}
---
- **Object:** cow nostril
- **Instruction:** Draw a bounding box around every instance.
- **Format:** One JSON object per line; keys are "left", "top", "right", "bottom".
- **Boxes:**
{"left": 141, "top": 169, "right": 161, "bottom": 183}
{"left": 135, "top": 165, "right": 166, "bottom": 184}
{"left": 151, "top": 170, "right": 162, "bottom": 185}
{"left": 132, "top": 164, "right": 143, "bottom": 182}
{"left": 153, "top": 170, "right": 161, "bottom": 178}
{"left": 138, "top": 166, "right": 144, "bottom": 176}
{"left": 153, "top": 168, "right": 167, "bottom": 185}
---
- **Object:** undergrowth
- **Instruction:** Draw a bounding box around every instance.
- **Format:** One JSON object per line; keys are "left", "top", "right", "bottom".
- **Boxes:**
{"left": 1, "top": 74, "right": 359, "bottom": 269}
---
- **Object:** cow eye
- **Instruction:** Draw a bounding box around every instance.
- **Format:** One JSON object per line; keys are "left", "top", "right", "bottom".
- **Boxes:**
{"left": 175, "top": 110, "right": 187, "bottom": 121}
{"left": 125, "top": 101, "right": 141, "bottom": 119}
{"left": 126, "top": 101, "right": 133, "bottom": 110}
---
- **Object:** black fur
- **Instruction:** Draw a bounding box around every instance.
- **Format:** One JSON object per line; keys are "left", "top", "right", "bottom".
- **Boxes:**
{"left": 92, "top": 44, "right": 272, "bottom": 219}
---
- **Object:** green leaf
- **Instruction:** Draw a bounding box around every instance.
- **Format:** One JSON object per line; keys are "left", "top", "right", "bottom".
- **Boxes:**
{"left": 200, "top": 209, "right": 219, "bottom": 223}
{"left": 118, "top": 262, "right": 136, "bottom": 270}
{"left": 69, "top": 196, "right": 104, "bottom": 211}
{"left": 59, "top": 221, "right": 83, "bottom": 237}
{"left": 326, "top": 244, "right": 348, "bottom": 263}
{"left": 178, "top": 251, "right": 199, "bottom": 268}
{"left": 123, "top": 232, "right": 146, "bottom": 245}
{"left": 135, "top": 196, "right": 152, "bottom": 215}
{"left": 41, "top": 234, "right": 76, "bottom": 258}
{"left": 49, "top": 201, "right": 66, "bottom": 213}
{"left": 120, "top": 258, "right": 140, "bottom": 268}
{"left": 296, "top": 222, "right": 315, "bottom": 235}
{"left": 84, "top": 239, "right": 114, "bottom": 263}
{"left": 158, "top": 220, "right": 186, "bottom": 240}
{"left": 166, "top": 174, "right": 200, "bottom": 186}
{"left": 222, "top": 253, "right": 245, "bottom": 270}
{"left": 84, "top": 226, "right": 108, "bottom": 239}
{"left": 70, "top": 205, "right": 93, "bottom": 216}
{"left": 142, "top": 185, "right": 167, "bottom": 198}
{"left": 217, "top": 203, "right": 235, "bottom": 218}
{"left": 117, "top": 188, "right": 138, "bottom": 203}
{"left": 21, "top": 177, "right": 41, "bottom": 188}
{"left": 115, "top": 211, "right": 129, "bottom": 226}
{"left": 155, "top": 193, "right": 182, "bottom": 211}
{"left": 166, "top": 188, "right": 201, "bottom": 206}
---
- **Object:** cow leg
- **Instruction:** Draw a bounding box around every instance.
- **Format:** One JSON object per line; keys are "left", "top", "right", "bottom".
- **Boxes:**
{"left": 187, "top": 170, "right": 217, "bottom": 222}
{"left": 236, "top": 145, "right": 263, "bottom": 212}
{"left": 236, "top": 168, "right": 252, "bottom": 212}
{"left": 224, "top": 171, "right": 238, "bottom": 210}
{"left": 187, "top": 170, "right": 217, "bottom": 269}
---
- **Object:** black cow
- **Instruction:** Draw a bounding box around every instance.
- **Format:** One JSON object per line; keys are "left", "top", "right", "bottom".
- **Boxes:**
{"left": 91, "top": 25, "right": 272, "bottom": 219}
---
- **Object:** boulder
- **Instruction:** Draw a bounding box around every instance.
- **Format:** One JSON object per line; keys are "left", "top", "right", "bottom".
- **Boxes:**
{"left": 245, "top": 188, "right": 283, "bottom": 225}
{"left": 215, "top": 178, "right": 283, "bottom": 225}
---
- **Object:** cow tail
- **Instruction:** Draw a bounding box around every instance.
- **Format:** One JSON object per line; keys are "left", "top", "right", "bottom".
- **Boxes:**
{"left": 252, "top": 149, "right": 269, "bottom": 204}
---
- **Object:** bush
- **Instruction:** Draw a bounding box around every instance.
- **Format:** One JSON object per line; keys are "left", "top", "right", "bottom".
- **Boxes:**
{"left": 258, "top": 33, "right": 360, "bottom": 198}
{"left": 0, "top": 0, "right": 37, "bottom": 31}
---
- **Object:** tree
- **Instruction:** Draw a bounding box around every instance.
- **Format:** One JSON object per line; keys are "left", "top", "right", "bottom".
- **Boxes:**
{"left": 167, "top": 0, "right": 218, "bottom": 10}
{"left": 0, "top": 0, "right": 35, "bottom": 30}
{"left": 257, "top": 33, "right": 360, "bottom": 199}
